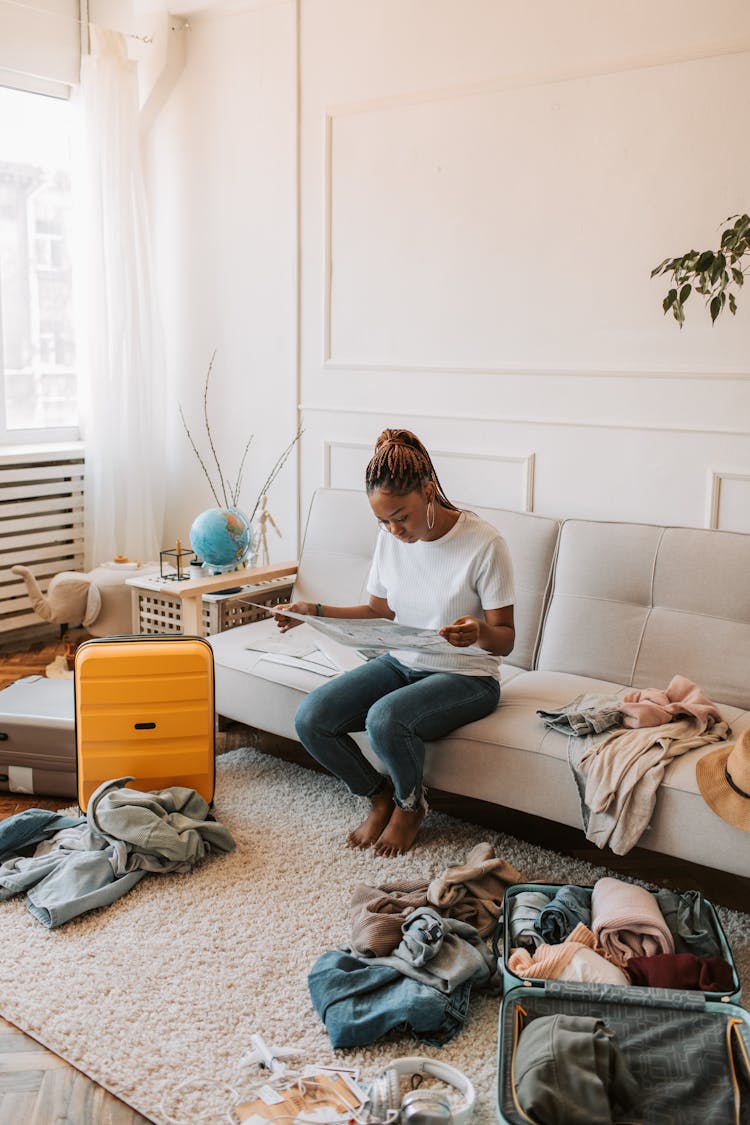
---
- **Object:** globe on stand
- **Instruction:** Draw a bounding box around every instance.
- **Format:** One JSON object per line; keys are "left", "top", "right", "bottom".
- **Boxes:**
{"left": 189, "top": 507, "right": 254, "bottom": 575}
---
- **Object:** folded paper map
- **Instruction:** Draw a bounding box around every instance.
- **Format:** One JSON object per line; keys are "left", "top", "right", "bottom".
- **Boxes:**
{"left": 264, "top": 607, "right": 484, "bottom": 655}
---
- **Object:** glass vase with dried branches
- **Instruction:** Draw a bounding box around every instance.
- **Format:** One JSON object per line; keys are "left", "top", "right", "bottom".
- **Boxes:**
{"left": 179, "top": 353, "right": 301, "bottom": 571}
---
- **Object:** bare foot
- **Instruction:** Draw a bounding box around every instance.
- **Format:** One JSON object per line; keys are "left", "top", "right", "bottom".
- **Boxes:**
{"left": 347, "top": 782, "right": 394, "bottom": 849}
{"left": 373, "top": 801, "right": 427, "bottom": 857}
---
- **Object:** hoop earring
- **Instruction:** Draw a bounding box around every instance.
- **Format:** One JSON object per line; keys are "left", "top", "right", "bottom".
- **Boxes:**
{"left": 426, "top": 500, "right": 435, "bottom": 531}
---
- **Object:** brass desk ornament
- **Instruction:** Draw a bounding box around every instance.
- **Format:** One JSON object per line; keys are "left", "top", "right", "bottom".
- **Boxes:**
{"left": 159, "top": 538, "right": 192, "bottom": 581}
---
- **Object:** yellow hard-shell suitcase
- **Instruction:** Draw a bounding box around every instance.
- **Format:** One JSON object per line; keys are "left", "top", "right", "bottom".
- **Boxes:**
{"left": 74, "top": 635, "right": 215, "bottom": 811}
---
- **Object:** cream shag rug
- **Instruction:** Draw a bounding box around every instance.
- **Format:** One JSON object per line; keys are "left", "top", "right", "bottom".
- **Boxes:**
{"left": 1, "top": 747, "right": 748, "bottom": 1125}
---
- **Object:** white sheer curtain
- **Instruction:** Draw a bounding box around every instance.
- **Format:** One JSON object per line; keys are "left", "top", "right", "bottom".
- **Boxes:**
{"left": 74, "top": 28, "right": 165, "bottom": 568}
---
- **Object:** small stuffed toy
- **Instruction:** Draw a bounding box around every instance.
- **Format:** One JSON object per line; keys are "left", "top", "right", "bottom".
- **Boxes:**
{"left": 11, "top": 563, "right": 156, "bottom": 637}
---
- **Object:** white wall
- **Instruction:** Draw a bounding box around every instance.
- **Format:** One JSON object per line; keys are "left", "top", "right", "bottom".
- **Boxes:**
{"left": 147, "top": 0, "right": 750, "bottom": 559}
{"left": 146, "top": 0, "right": 299, "bottom": 561}
{"left": 298, "top": 0, "right": 750, "bottom": 536}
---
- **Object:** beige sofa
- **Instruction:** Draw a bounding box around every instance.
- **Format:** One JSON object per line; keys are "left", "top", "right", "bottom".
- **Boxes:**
{"left": 209, "top": 487, "right": 750, "bottom": 879}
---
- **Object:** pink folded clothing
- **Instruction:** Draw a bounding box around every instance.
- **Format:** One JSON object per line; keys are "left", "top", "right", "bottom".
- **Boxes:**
{"left": 508, "top": 923, "right": 628, "bottom": 985}
{"left": 591, "top": 877, "right": 674, "bottom": 967}
{"left": 619, "top": 674, "right": 723, "bottom": 729}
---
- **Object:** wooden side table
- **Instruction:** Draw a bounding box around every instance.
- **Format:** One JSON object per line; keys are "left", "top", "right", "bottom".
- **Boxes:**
{"left": 126, "top": 561, "right": 297, "bottom": 636}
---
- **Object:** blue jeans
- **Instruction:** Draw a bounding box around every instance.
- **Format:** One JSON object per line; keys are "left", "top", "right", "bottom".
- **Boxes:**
{"left": 294, "top": 654, "right": 500, "bottom": 810}
{"left": 308, "top": 948, "right": 473, "bottom": 1048}
{"left": 0, "top": 809, "right": 85, "bottom": 862}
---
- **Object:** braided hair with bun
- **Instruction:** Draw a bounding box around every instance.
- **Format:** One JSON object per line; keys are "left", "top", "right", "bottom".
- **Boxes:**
{"left": 365, "top": 429, "right": 459, "bottom": 512}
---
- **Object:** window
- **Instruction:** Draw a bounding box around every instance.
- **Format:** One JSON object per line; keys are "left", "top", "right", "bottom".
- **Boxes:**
{"left": 0, "top": 86, "right": 78, "bottom": 439}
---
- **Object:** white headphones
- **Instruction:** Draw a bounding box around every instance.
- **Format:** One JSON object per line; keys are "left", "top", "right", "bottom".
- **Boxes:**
{"left": 361, "top": 1057, "right": 476, "bottom": 1125}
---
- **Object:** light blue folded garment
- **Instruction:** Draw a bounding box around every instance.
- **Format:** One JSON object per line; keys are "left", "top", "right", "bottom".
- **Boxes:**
{"left": 537, "top": 884, "right": 592, "bottom": 944}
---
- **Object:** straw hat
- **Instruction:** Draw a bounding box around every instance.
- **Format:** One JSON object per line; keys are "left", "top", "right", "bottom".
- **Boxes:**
{"left": 696, "top": 727, "right": 750, "bottom": 833}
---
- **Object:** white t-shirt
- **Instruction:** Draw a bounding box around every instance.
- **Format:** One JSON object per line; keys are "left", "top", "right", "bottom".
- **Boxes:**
{"left": 366, "top": 510, "right": 514, "bottom": 678}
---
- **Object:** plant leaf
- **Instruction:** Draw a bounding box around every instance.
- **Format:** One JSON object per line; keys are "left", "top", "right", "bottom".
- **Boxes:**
{"left": 654, "top": 214, "right": 748, "bottom": 325}
{"left": 651, "top": 258, "right": 671, "bottom": 276}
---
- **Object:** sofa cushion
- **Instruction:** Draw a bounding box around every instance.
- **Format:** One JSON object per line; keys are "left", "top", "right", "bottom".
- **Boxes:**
{"left": 636, "top": 527, "right": 750, "bottom": 710}
{"left": 470, "top": 506, "right": 560, "bottom": 671}
{"left": 536, "top": 519, "right": 750, "bottom": 710}
{"left": 211, "top": 619, "right": 339, "bottom": 740}
{"left": 292, "top": 488, "right": 379, "bottom": 607}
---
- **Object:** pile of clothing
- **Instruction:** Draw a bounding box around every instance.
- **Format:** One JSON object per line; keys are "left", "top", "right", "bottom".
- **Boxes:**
{"left": 507, "top": 876, "right": 735, "bottom": 993}
{"left": 308, "top": 842, "right": 523, "bottom": 1047}
{"left": 537, "top": 674, "right": 731, "bottom": 854}
{"left": 0, "top": 776, "right": 235, "bottom": 927}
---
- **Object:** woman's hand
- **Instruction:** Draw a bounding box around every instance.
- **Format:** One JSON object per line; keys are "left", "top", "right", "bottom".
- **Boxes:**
{"left": 440, "top": 607, "right": 515, "bottom": 655}
{"left": 439, "top": 615, "right": 481, "bottom": 648}
{"left": 272, "top": 601, "right": 316, "bottom": 632}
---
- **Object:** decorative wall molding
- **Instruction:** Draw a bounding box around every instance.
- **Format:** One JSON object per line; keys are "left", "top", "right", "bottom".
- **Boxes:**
{"left": 322, "top": 440, "right": 535, "bottom": 512}
{"left": 177, "top": 0, "right": 289, "bottom": 20}
{"left": 302, "top": 402, "right": 750, "bottom": 439}
{"left": 706, "top": 469, "right": 750, "bottom": 531}
{"left": 321, "top": 357, "right": 750, "bottom": 381}
{"left": 322, "top": 51, "right": 750, "bottom": 381}
{"left": 323, "top": 111, "right": 333, "bottom": 367}
{"left": 323, "top": 46, "right": 750, "bottom": 121}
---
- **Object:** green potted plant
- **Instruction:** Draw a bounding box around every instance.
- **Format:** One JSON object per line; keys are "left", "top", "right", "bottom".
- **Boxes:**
{"left": 651, "top": 212, "right": 749, "bottom": 326}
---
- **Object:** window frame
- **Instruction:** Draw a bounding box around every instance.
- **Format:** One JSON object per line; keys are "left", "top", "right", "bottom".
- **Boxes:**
{"left": 0, "top": 81, "right": 81, "bottom": 447}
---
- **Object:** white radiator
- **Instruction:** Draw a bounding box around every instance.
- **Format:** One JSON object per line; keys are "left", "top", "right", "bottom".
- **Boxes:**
{"left": 0, "top": 443, "right": 85, "bottom": 633}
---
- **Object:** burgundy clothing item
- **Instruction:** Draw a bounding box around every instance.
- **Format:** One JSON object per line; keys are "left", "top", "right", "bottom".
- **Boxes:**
{"left": 626, "top": 952, "right": 735, "bottom": 993}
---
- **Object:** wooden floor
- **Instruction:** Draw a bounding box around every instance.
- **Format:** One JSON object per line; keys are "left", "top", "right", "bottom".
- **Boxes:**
{"left": 0, "top": 1019, "right": 150, "bottom": 1125}
{"left": 1, "top": 632, "right": 749, "bottom": 1124}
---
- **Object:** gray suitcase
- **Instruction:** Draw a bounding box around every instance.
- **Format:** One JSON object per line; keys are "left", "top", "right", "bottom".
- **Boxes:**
{"left": 0, "top": 676, "right": 76, "bottom": 798}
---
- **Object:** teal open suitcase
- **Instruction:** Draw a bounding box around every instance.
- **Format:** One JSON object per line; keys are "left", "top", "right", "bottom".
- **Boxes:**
{"left": 497, "top": 980, "right": 750, "bottom": 1124}
{"left": 499, "top": 881, "right": 741, "bottom": 1005}
{"left": 496, "top": 883, "right": 749, "bottom": 1123}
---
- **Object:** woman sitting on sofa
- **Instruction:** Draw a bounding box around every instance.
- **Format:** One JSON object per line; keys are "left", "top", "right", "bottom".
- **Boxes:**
{"left": 274, "top": 428, "right": 515, "bottom": 856}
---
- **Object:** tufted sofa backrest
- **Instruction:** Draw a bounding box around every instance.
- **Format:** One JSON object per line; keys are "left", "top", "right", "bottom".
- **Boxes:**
{"left": 536, "top": 518, "right": 750, "bottom": 709}
{"left": 468, "top": 504, "right": 561, "bottom": 671}
{"left": 292, "top": 488, "right": 378, "bottom": 608}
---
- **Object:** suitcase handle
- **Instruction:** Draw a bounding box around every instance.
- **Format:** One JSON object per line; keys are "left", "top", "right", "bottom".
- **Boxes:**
{"left": 544, "top": 979, "right": 709, "bottom": 1009}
